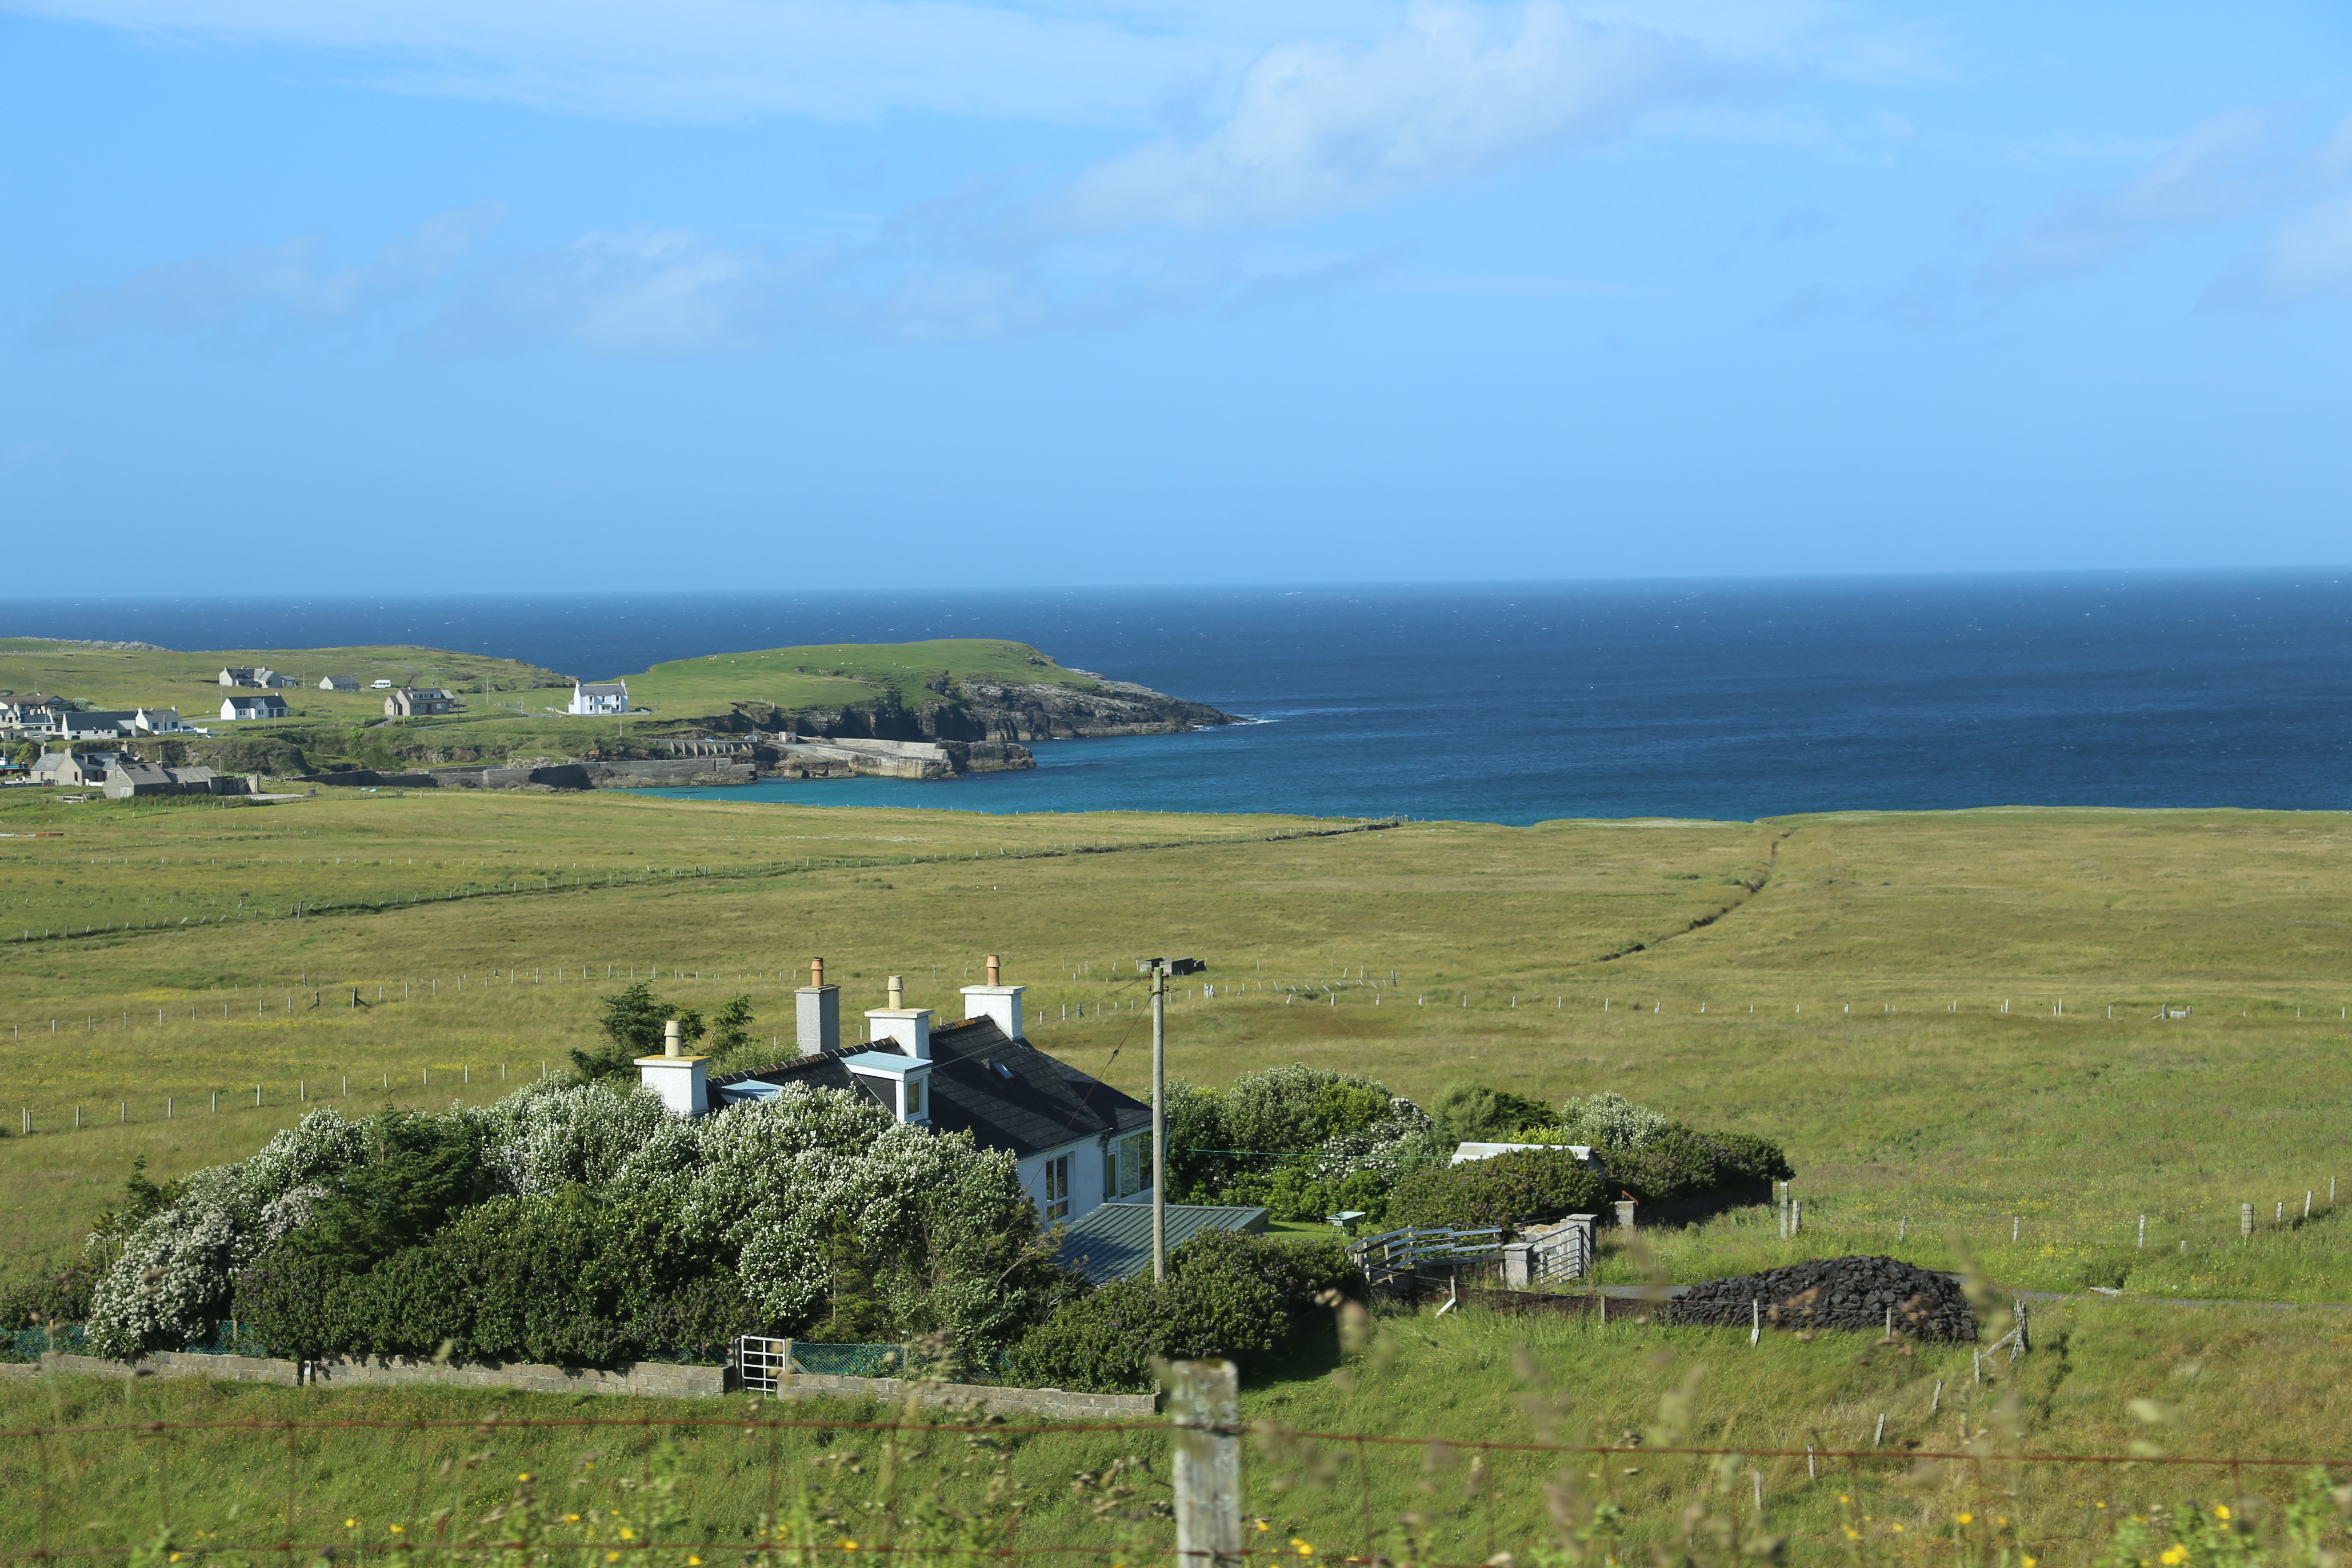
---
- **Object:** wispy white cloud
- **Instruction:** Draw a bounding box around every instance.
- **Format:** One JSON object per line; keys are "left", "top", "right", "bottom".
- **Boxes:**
{"left": 1977, "top": 108, "right": 2352, "bottom": 308}
{"left": 2211, "top": 190, "right": 2352, "bottom": 306}
{"left": 1047, "top": 2, "right": 1719, "bottom": 232}
{"left": 3, "top": 0, "right": 1386, "bottom": 125}
{"left": 1980, "top": 108, "right": 2296, "bottom": 288}
{"left": 31, "top": 203, "right": 505, "bottom": 344}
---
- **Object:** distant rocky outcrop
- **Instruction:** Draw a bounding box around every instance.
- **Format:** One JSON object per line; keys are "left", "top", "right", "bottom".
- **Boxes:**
{"left": 729, "top": 672, "right": 1238, "bottom": 746}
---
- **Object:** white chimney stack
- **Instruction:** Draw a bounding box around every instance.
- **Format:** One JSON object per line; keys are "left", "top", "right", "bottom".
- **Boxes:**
{"left": 637, "top": 1017, "right": 708, "bottom": 1117}
{"left": 867, "top": 973, "right": 931, "bottom": 1060}
{"left": 961, "top": 953, "right": 1025, "bottom": 1040}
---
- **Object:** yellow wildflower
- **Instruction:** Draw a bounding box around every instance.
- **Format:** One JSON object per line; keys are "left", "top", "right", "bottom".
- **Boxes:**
{"left": 689, "top": 1559, "right": 703, "bottom": 1566}
{"left": 1891, "top": 1523, "right": 1905, "bottom": 1534}
{"left": 2159, "top": 1545, "right": 2188, "bottom": 1566}
{"left": 2025, "top": 1556, "right": 2039, "bottom": 1567}
{"left": 1843, "top": 1527, "right": 1861, "bottom": 1540}
{"left": 839, "top": 1541, "right": 860, "bottom": 1553}
{"left": 1957, "top": 1513, "right": 1973, "bottom": 1525}
{"left": 518, "top": 1472, "right": 533, "bottom": 1482}
{"left": 389, "top": 1524, "right": 405, "bottom": 1535}
{"left": 2214, "top": 1506, "right": 2231, "bottom": 1522}
{"left": 619, "top": 1528, "right": 635, "bottom": 1541}
{"left": 1293, "top": 1539, "right": 1317, "bottom": 1557}
{"left": 169, "top": 1555, "right": 181, "bottom": 1563}
{"left": 565, "top": 1513, "right": 582, "bottom": 1523}
{"left": 345, "top": 1519, "right": 358, "bottom": 1530}
{"left": 1256, "top": 1521, "right": 1272, "bottom": 1533}
{"left": 606, "top": 1555, "right": 620, "bottom": 1564}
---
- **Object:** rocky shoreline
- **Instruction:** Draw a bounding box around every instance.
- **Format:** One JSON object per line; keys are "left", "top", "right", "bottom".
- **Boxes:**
{"left": 295, "top": 674, "right": 1240, "bottom": 792}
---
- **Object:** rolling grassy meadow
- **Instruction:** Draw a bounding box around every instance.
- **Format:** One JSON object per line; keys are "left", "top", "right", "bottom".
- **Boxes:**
{"left": 5, "top": 783, "right": 2352, "bottom": 1561}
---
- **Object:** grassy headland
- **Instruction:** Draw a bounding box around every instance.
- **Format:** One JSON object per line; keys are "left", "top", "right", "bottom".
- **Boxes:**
{"left": 616, "top": 637, "right": 1101, "bottom": 720}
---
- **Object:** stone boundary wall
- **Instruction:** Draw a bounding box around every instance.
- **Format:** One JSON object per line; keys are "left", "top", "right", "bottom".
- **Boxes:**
{"left": 777, "top": 1373, "right": 1158, "bottom": 1420}
{"left": 3, "top": 1353, "right": 1156, "bottom": 1419}
{"left": 21, "top": 1351, "right": 723, "bottom": 1399}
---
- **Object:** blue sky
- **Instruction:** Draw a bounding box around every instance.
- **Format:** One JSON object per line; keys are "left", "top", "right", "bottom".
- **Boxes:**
{"left": 5, "top": 1, "right": 2349, "bottom": 591}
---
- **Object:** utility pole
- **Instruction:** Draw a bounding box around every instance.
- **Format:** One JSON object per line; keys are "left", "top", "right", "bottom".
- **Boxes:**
{"left": 1152, "top": 958, "right": 1168, "bottom": 1281}
{"left": 1144, "top": 955, "right": 1204, "bottom": 1282}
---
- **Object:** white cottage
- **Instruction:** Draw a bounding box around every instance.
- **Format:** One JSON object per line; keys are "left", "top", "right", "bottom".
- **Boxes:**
{"left": 568, "top": 680, "right": 629, "bottom": 716}
{"left": 637, "top": 957, "right": 1153, "bottom": 1226}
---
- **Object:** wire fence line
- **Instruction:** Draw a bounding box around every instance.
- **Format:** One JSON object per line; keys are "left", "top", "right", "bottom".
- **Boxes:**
{"left": 6, "top": 1397, "right": 2352, "bottom": 1567}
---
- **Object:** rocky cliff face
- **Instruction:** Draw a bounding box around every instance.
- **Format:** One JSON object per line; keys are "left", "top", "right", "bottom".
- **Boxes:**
{"left": 773, "top": 674, "right": 1237, "bottom": 744}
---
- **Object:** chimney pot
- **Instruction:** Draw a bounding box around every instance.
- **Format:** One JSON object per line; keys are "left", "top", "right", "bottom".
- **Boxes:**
{"left": 811, "top": 956, "right": 825, "bottom": 987}
{"left": 986, "top": 954, "right": 1001, "bottom": 985}
{"left": 664, "top": 1018, "right": 683, "bottom": 1058}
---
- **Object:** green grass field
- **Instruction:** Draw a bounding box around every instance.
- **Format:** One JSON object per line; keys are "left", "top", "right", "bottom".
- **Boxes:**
{"left": 8, "top": 1293, "right": 2349, "bottom": 1565}
{"left": 6, "top": 790, "right": 2352, "bottom": 1561}
{"left": 0, "top": 639, "right": 565, "bottom": 716}
{"left": 615, "top": 637, "right": 1102, "bottom": 717}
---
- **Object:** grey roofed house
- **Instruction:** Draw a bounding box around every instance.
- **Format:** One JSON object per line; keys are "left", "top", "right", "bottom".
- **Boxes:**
{"left": 130, "top": 707, "right": 190, "bottom": 733}
{"left": 567, "top": 680, "right": 629, "bottom": 716}
{"left": 645, "top": 970, "right": 1155, "bottom": 1228}
{"left": 55, "top": 710, "right": 138, "bottom": 740}
{"left": 712, "top": 1015, "right": 1151, "bottom": 1161}
{"left": 316, "top": 675, "right": 362, "bottom": 690}
{"left": 385, "top": 686, "right": 460, "bottom": 717}
{"left": 102, "top": 763, "right": 228, "bottom": 799}
{"left": 34, "top": 750, "right": 121, "bottom": 787}
{"left": 0, "top": 695, "right": 69, "bottom": 729}
{"left": 221, "top": 693, "right": 290, "bottom": 721}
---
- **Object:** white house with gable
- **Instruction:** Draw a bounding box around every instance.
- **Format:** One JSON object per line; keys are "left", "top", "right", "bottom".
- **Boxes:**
{"left": 568, "top": 680, "right": 628, "bottom": 716}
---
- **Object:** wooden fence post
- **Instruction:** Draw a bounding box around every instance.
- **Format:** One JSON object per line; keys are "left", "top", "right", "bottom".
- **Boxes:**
{"left": 1169, "top": 1358, "right": 1243, "bottom": 1568}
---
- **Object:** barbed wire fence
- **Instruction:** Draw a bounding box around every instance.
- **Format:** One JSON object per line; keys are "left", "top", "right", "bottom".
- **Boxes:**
{"left": 6, "top": 1358, "right": 2352, "bottom": 1567}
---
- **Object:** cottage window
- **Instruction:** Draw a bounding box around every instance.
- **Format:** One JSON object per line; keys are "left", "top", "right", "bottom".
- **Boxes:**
{"left": 1117, "top": 1136, "right": 1143, "bottom": 1198}
{"left": 1042, "top": 1154, "right": 1072, "bottom": 1223}
{"left": 904, "top": 1076, "right": 924, "bottom": 1119}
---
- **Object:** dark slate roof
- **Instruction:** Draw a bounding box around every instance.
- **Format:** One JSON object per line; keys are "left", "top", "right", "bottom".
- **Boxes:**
{"left": 714, "top": 1016, "right": 1151, "bottom": 1160}
{"left": 1056, "top": 1202, "right": 1271, "bottom": 1284}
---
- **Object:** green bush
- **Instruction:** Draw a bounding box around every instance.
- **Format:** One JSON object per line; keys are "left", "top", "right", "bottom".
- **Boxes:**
{"left": 1385, "top": 1148, "right": 1607, "bottom": 1231}
{"left": 0, "top": 1261, "right": 102, "bottom": 1331}
{"left": 1003, "top": 1231, "right": 1363, "bottom": 1395}
{"left": 1702, "top": 1130, "right": 1794, "bottom": 1184}
{"left": 1163, "top": 1064, "right": 1437, "bottom": 1223}
{"left": 1596, "top": 1127, "right": 1791, "bottom": 1205}
{"left": 1427, "top": 1082, "right": 1553, "bottom": 1146}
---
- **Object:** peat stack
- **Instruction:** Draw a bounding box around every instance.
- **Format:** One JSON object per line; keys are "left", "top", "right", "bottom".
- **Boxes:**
{"left": 1667, "top": 1255, "right": 1975, "bottom": 1341}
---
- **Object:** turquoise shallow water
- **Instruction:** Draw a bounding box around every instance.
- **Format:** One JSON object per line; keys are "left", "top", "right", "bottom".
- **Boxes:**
{"left": 6, "top": 572, "right": 2349, "bottom": 822}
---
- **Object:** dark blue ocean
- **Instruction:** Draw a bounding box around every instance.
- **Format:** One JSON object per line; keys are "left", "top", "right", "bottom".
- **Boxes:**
{"left": 5, "top": 575, "right": 2348, "bottom": 823}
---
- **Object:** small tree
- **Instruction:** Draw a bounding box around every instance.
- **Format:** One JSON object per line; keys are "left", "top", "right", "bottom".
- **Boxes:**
{"left": 708, "top": 995, "right": 757, "bottom": 1057}
{"left": 571, "top": 983, "right": 702, "bottom": 1081}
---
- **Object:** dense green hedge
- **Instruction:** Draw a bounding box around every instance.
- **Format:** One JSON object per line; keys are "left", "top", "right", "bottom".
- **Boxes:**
{"left": 1599, "top": 1127, "right": 1792, "bottom": 1206}
{"left": 1003, "top": 1231, "right": 1363, "bottom": 1394}
{"left": 1384, "top": 1148, "right": 1608, "bottom": 1231}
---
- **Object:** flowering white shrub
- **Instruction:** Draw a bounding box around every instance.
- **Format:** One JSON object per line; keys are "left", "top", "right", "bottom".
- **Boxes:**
{"left": 87, "top": 1073, "right": 1062, "bottom": 1363}
{"left": 490, "top": 1080, "right": 671, "bottom": 1194}
{"left": 85, "top": 1205, "right": 242, "bottom": 1358}
{"left": 1549, "top": 1091, "right": 1672, "bottom": 1149}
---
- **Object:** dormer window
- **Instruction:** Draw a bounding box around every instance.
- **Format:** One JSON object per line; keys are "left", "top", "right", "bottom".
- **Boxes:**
{"left": 840, "top": 1050, "right": 932, "bottom": 1125}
